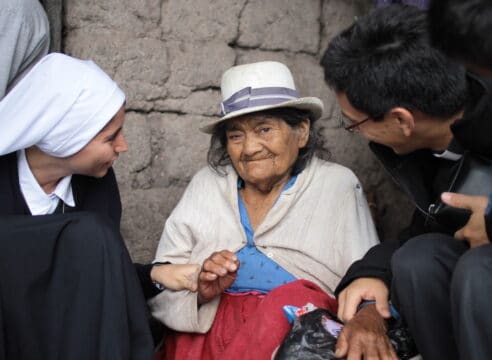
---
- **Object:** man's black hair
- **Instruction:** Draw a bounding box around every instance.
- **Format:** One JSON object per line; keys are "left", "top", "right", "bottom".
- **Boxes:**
{"left": 320, "top": 4, "right": 467, "bottom": 120}
{"left": 429, "top": 0, "right": 492, "bottom": 69}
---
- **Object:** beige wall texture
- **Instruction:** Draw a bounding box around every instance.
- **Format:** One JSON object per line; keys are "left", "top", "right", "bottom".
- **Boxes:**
{"left": 41, "top": 0, "right": 62, "bottom": 51}
{"left": 62, "top": 0, "right": 414, "bottom": 263}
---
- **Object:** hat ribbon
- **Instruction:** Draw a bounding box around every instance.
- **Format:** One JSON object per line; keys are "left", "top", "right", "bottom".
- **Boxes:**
{"left": 220, "top": 86, "right": 300, "bottom": 116}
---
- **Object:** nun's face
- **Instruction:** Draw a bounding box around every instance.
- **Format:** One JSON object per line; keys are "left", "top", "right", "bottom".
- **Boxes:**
{"left": 69, "top": 106, "right": 128, "bottom": 178}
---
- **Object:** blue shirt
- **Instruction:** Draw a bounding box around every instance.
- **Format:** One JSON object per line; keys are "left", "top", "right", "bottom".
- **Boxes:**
{"left": 227, "top": 176, "right": 297, "bottom": 294}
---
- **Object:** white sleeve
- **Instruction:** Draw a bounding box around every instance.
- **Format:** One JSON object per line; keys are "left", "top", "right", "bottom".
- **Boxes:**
{"left": 148, "top": 173, "right": 221, "bottom": 333}
{"left": 332, "top": 180, "right": 380, "bottom": 279}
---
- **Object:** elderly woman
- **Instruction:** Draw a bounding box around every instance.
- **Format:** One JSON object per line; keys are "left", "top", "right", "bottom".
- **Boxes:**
{"left": 0, "top": 53, "right": 198, "bottom": 360}
{"left": 150, "top": 61, "right": 379, "bottom": 359}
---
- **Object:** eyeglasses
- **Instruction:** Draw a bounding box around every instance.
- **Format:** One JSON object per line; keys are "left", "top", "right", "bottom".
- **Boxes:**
{"left": 337, "top": 109, "right": 372, "bottom": 132}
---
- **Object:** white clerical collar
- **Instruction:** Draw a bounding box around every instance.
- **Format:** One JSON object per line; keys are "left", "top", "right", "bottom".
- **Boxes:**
{"left": 432, "top": 149, "right": 463, "bottom": 161}
{"left": 432, "top": 138, "right": 464, "bottom": 161}
{"left": 17, "top": 149, "right": 75, "bottom": 215}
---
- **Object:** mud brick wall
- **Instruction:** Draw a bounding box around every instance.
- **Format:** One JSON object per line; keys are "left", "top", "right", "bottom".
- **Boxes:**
{"left": 58, "top": 0, "right": 413, "bottom": 262}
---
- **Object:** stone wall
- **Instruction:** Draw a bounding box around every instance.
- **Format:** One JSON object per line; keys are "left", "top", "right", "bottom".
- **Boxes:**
{"left": 63, "top": 0, "right": 414, "bottom": 263}
{"left": 40, "top": 0, "right": 62, "bottom": 51}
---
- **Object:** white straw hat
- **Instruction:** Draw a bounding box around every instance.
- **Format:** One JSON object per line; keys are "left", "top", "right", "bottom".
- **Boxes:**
{"left": 200, "top": 61, "right": 324, "bottom": 133}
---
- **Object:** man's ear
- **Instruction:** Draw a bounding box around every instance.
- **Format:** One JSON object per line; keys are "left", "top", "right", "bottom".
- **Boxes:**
{"left": 296, "top": 118, "right": 310, "bottom": 148}
{"left": 388, "top": 107, "right": 415, "bottom": 136}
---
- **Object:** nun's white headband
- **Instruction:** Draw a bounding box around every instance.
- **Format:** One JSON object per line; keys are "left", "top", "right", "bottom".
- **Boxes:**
{"left": 0, "top": 53, "right": 125, "bottom": 157}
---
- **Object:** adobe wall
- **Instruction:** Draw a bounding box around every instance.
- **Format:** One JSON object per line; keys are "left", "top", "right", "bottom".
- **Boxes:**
{"left": 58, "top": 0, "right": 413, "bottom": 262}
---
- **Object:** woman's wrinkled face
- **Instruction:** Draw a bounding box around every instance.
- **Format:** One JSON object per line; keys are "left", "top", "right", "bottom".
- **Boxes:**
{"left": 69, "top": 106, "right": 128, "bottom": 178}
{"left": 225, "top": 113, "right": 309, "bottom": 188}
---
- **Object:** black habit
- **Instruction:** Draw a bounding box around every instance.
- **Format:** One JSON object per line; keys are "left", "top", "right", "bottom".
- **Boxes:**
{"left": 0, "top": 152, "right": 153, "bottom": 360}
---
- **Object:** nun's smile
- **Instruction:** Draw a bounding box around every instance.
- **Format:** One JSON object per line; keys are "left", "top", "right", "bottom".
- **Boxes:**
{"left": 68, "top": 106, "right": 128, "bottom": 178}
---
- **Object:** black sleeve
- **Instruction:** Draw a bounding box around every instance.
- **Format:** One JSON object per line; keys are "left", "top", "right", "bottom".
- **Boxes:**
{"left": 134, "top": 262, "right": 171, "bottom": 301}
{"left": 134, "top": 263, "right": 161, "bottom": 300}
{"left": 335, "top": 241, "right": 399, "bottom": 296}
{"left": 485, "top": 212, "right": 492, "bottom": 242}
{"left": 335, "top": 209, "right": 446, "bottom": 297}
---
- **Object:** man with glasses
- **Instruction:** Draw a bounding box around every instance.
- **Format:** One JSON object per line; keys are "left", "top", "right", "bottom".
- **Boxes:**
{"left": 338, "top": 112, "right": 372, "bottom": 133}
{"left": 321, "top": 4, "right": 492, "bottom": 360}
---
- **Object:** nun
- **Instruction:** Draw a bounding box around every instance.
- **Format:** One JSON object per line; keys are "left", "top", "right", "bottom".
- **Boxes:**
{"left": 0, "top": 53, "right": 152, "bottom": 360}
{"left": 0, "top": 0, "right": 50, "bottom": 99}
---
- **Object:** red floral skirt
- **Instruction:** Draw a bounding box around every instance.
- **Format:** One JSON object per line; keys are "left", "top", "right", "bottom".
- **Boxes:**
{"left": 155, "top": 279, "right": 338, "bottom": 360}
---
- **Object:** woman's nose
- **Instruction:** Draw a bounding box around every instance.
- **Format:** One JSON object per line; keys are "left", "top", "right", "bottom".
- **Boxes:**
{"left": 242, "top": 133, "right": 262, "bottom": 155}
{"left": 114, "top": 132, "right": 129, "bottom": 153}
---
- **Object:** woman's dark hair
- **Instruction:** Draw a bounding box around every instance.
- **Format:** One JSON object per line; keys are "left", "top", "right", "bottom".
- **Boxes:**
{"left": 320, "top": 4, "right": 468, "bottom": 120}
{"left": 207, "top": 108, "right": 330, "bottom": 175}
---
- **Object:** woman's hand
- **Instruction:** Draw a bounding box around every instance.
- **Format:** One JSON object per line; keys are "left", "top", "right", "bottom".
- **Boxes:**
{"left": 151, "top": 263, "right": 200, "bottom": 291}
{"left": 197, "top": 250, "right": 239, "bottom": 305}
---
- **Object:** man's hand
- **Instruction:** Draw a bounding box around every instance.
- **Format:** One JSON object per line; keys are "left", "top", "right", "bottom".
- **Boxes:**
{"left": 337, "top": 278, "right": 391, "bottom": 323}
{"left": 335, "top": 304, "right": 397, "bottom": 360}
{"left": 441, "top": 192, "right": 490, "bottom": 248}
{"left": 197, "top": 250, "right": 239, "bottom": 304}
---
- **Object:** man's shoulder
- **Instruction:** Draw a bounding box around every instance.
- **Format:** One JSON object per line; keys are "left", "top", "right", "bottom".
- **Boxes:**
{"left": 452, "top": 73, "right": 492, "bottom": 158}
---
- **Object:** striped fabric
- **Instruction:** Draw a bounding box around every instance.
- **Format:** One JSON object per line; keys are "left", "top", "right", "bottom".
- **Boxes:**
{"left": 375, "top": 0, "right": 430, "bottom": 9}
{"left": 221, "top": 86, "right": 299, "bottom": 116}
